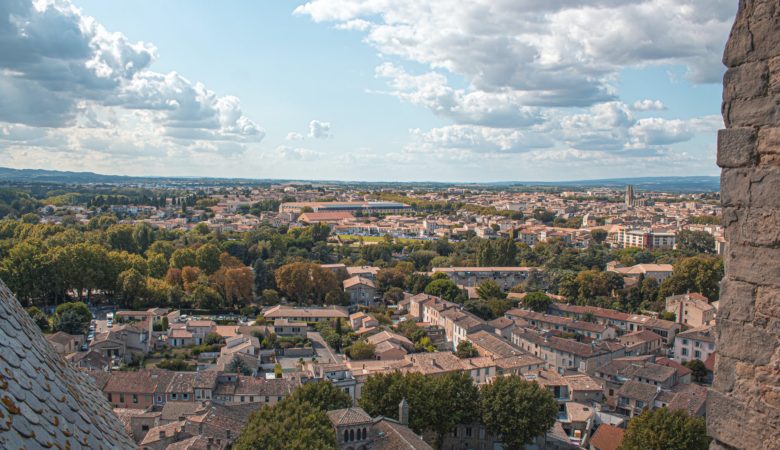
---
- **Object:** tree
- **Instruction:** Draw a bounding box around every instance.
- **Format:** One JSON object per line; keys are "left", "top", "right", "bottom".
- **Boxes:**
{"left": 170, "top": 247, "right": 197, "bottom": 269}
{"left": 677, "top": 230, "right": 715, "bottom": 255}
{"left": 455, "top": 341, "right": 478, "bottom": 358}
{"left": 358, "top": 372, "right": 479, "bottom": 448}
{"left": 211, "top": 266, "right": 255, "bottom": 308}
{"left": 659, "top": 256, "right": 723, "bottom": 300}
{"left": 348, "top": 341, "right": 376, "bottom": 360}
{"left": 196, "top": 243, "right": 222, "bottom": 274}
{"left": 383, "top": 287, "right": 405, "bottom": 303}
{"left": 590, "top": 229, "right": 608, "bottom": 244}
{"left": 26, "top": 306, "right": 49, "bottom": 331}
{"left": 480, "top": 375, "right": 558, "bottom": 450}
{"left": 424, "top": 278, "right": 462, "bottom": 302}
{"left": 189, "top": 284, "right": 222, "bottom": 310}
{"left": 619, "top": 408, "right": 708, "bottom": 450}
{"left": 523, "top": 291, "right": 552, "bottom": 312}
{"left": 275, "top": 262, "right": 340, "bottom": 305}
{"left": 204, "top": 332, "right": 224, "bottom": 345}
{"left": 234, "top": 399, "right": 338, "bottom": 450}
{"left": 409, "top": 250, "right": 440, "bottom": 271}
{"left": 685, "top": 359, "right": 708, "bottom": 383}
{"left": 252, "top": 258, "right": 274, "bottom": 292}
{"left": 289, "top": 380, "right": 352, "bottom": 411}
{"left": 476, "top": 279, "right": 506, "bottom": 300}
{"left": 227, "top": 355, "right": 253, "bottom": 375}
{"left": 376, "top": 268, "right": 407, "bottom": 291}
{"left": 117, "top": 268, "right": 146, "bottom": 306}
{"left": 53, "top": 302, "right": 92, "bottom": 335}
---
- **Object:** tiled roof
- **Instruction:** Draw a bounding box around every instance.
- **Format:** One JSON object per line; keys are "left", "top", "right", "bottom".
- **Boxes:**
{"left": 467, "top": 330, "right": 525, "bottom": 358}
{"left": 371, "top": 418, "right": 433, "bottom": 449}
{"left": 676, "top": 325, "right": 716, "bottom": 343}
{"left": 344, "top": 276, "right": 377, "bottom": 289}
{"left": 327, "top": 407, "right": 373, "bottom": 426}
{"left": 0, "top": 279, "right": 135, "bottom": 448}
{"left": 589, "top": 424, "right": 625, "bottom": 450}
{"left": 618, "top": 380, "right": 659, "bottom": 402}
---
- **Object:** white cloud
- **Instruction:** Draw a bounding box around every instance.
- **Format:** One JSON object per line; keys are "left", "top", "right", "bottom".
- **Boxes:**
{"left": 297, "top": 0, "right": 734, "bottom": 106}
{"left": 296, "top": 0, "right": 731, "bottom": 175}
{"left": 286, "top": 131, "right": 304, "bottom": 141}
{"left": 308, "top": 120, "right": 332, "bottom": 138}
{"left": 274, "top": 145, "right": 323, "bottom": 161}
{"left": 0, "top": 0, "right": 263, "bottom": 161}
{"left": 632, "top": 99, "right": 666, "bottom": 111}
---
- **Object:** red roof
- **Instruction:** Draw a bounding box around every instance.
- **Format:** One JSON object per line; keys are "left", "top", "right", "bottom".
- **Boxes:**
{"left": 589, "top": 424, "right": 625, "bottom": 450}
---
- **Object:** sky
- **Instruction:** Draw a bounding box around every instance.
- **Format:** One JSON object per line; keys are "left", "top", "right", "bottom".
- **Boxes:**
{"left": 0, "top": 0, "right": 738, "bottom": 182}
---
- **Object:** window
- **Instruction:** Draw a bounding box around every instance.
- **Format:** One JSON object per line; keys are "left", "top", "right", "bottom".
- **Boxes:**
{"left": 107, "top": 393, "right": 112, "bottom": 402}
{"left": 157, "top": 395, "right": 162, "bottom": 403}
{"left": 183, "top": 393, "right": 189, "bottom": 400}
{"left": 119, "top": 394, "right": 124, "bottom": 403}
{"left": 241, "top": 396, "right": 245, "bottom": 403}
{"left": 362, "top": 428, "right": 367, "bottom": 440}
{"left": 344, "top": 430, "right": 349, "bottom": 442}
{"left": 350, "top": 429, "right": 355, "bottom": 441}
{"left": 695, "top": 350, "right": 701, "bottom": 359}
{"left": 681, "top": 348, "right": 688, "bottom": 356}
{"left": 141, "top": 425, "right": 149, "bottom": 432}
{"left": 132, "top": 394, "right": 138, "bottom": 404}
{"left": 466, "top": 427, "right": 472, "bottom": 437}
{"left": 682, "top": 339, "right": 689, "bottom": 345}
{"left": 265, "top": 396, "right": 270, "bottom": 402}
{"left": 171, "top": 393, "right": 178, "bottom": 400}
{"left": 636, "top": 400, "right": 644, "bottom": 409}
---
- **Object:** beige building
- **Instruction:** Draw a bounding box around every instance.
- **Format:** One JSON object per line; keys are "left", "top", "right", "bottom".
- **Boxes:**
{"left": 665, "top": 293, "right": 716, "bottom": 328}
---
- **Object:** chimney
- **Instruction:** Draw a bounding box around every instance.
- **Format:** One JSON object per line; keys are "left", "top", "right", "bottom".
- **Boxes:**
{"left": 159, "top": 430, "right": 166, "bottom": 439}
{"left": 399, "top": 398, "right": 409, "bottom": 426}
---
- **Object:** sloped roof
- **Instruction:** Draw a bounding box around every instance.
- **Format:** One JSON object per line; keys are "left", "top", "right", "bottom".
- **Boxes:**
{"left": 0, "top": 279, "right": 135, "bottom": 448}
{"left": 327, "top": 407, "right": 372, "bottom": 426}
{"left": 589, "top": 424, "right": 625, "bottom": 450}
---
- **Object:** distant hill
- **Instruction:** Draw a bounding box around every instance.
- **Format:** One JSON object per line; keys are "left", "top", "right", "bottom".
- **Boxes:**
{"left": 0, "top": 167, "right": 720, "bottom": 192}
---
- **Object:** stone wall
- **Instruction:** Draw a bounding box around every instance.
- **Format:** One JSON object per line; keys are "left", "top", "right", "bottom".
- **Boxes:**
{"left": 709, "top": 1, "right": 780, "bottom": 449}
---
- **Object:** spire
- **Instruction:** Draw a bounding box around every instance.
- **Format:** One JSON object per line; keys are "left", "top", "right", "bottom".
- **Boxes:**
{"left": 399, "top": 398, "right": 409, "bottom": 426}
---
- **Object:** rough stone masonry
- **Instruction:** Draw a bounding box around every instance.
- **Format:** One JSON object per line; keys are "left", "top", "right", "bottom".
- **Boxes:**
{"left": 709, "top": 1, "right": 780, "bottom": 448}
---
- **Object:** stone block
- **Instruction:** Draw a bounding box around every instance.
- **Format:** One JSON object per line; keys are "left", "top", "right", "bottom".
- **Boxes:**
{"left": 756, "top": 285, "right": 780, "bottom": 319}
{"left": 757, "top": 126, "right": 780, "bottom": 156}
{"left": 712, "top": 353, "right": 737, "bottom": 393}
{"left": 723, "top": 19, "right": 753, "bottom": 68}
{"left": 770, "top": 56, "right": 780, "bottom": 94}
{"left": 745, "top": 8, "right": 780, "bottom": 63}
{"left": 746, "top": 166, "right": 780, "bottom": 208}
{"left": 725, "top": 207, "right": 780, "bottom": 247}
{"left": 726, "top": 244, "right": 780, "bottom": 286}
{"left": 707, "top": 390, "right": 766, "bottom": 450}
{"left": 718, "top": 318, "right": 778, "bottom": 366}
{"left": 720, "top": 168, "right": 750, "bottom": 208}
{"left": 723, "top": 62, "right": 769, "bottom": 101}
{"left": 724, "top": 94, "right": 780, "bottom": 128}
{"left": 718, "top": 128, "right": 758, "bottom": 168}
{"left": 718, "top": 278, "right": 756, "bottom": 322}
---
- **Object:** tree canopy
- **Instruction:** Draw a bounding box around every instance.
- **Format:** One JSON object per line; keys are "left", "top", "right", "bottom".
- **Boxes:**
{"left": 619, "top": 408, "right": 708, "bottom": 450}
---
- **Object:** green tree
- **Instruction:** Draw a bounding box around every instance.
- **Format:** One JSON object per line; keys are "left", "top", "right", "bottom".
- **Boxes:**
{"left": 383, "top": 287, "right": 405, "bottom": 303}
{"left": 204, "top": 332, "right": 224, "bottom": 345}
{"left": 106, "top": 224, "right": 138, "bottom": 253}
{"left": 25, "top": 306, "right": 49, "bottom": 331}
{"left": 234, "top": 399, "right": 337, "bottom": 450}
{"left": 659, "top": 256, "right": 724, "bottom": 300}
{"left": 53, "top": 302, "right": 92, "bottom": 335}
{"left": 289, "top": 380, "right": 352, "bottom": 411}
{"left": 480, "top": 375, "right": 558, "bottom": 450}
{"left": 676, "top": 230, "right": 715, "bottom": 255}
{"left": 117, "top": 268, "right": 146, "bottom": 306}
{"left": 196, "top": 243, "right": 222, "bottom": 274}
{"left": 227, "top": 355, "right": 253, "bottom": 375}
{"left": 619, "top": 408, "right": 708, "bottom": 450}
{"left": 348, "top": 341, "right": 376, "bottom": 360}
{"left": 424, "top": 278, "right": 462, "bottom": 302}
{"left": 590, "top": 229, "right": 608, "bottom": 244}
{"left": 685, "top": 359, "right": 708, "bottom": 383}
{"left": 170, "top": 247, "right": 197, "bottom": 269}
{"left": 523, "top": 291, "right": 552, "bottom": 312}
{"left": 476, "top": 279, "right": 506, "bottom": 300}
{"left": 455, "top": 341, "right": 479, "bottom": 358}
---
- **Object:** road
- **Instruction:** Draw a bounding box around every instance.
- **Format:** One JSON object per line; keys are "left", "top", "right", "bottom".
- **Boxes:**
{"left": 307, "top": 331, "right": 342, "bottom": 365}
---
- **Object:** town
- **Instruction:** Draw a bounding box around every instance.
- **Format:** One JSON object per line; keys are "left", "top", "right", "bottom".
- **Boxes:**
{"left": 0, "top": 177, "right": 720, "bottom": 449}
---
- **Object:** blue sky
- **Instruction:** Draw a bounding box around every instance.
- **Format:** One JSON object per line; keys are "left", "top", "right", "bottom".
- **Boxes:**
{"left": 0, "top": 0, "right": 736, "bottom": 182}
